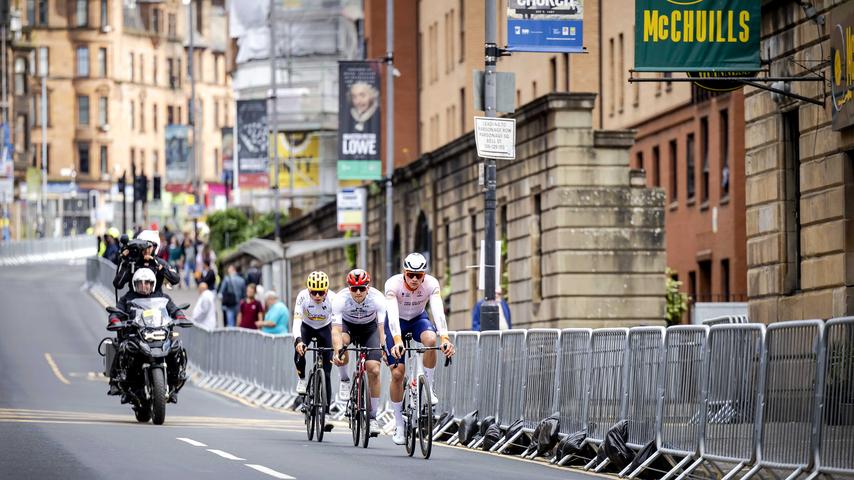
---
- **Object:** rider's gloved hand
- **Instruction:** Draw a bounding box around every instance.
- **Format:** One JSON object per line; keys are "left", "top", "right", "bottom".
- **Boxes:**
{"left": 440, "top": 336, "right": 455, "bottom": 358}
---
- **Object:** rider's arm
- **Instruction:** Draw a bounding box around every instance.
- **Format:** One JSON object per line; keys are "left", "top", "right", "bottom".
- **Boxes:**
{"left": 112, "top": 259, "right": 132, "bottom": 289}
{"left": 158, "top": 257, "right": 180, "bottom": 285}
{"left": 429, "top": 292, "right": 449, "bottom": 340}
{"left": 292, "top": 294, "right": 304, "bottom": 344}
{"left": 378, "top": 293, "right": 400, "bottom": 343}
{"left": 166, "top": 298, "right": 187, "bottom": 321}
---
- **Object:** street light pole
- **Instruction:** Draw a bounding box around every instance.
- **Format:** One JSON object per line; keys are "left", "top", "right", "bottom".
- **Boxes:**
{"left": 384, "top": 0, "right": 394, "bottom": 281}
{"left": 40, "top": 72, "right": 47, "bottom": 237}
{"left": 480, "top": 0, "right": 500, "bottom": 331}
{"left": 269, "top": 0, "right": 281, "bottom": 242}
{"left": 185, "top": 0, "right": 199, "bottom": 243}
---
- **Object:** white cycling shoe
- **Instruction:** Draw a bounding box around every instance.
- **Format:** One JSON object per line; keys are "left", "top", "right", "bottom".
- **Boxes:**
{"left": 296, "top": 378, "right": 307, "bottom": 395}
{"left": 392, "top": 425, "right": 406, "bottom": 445}
{"left": 338, "top": 379, "right": 351, "bottom": 401}
{"left": 369, "top": 419, "right": 381, "bottom": 436}
{"left": 429, "top": 386, "right": 439, "bottom": 406}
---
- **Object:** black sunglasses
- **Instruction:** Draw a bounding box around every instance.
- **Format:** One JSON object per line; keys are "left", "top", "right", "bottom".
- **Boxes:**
{"left": 349, "top": 286, "right": 367, "bottom": 293}
{"left": 405, "top": 272, "right": 424, "bottom": 280}
{"left": 309, "top": 290, "right": 327, "bottom": 297}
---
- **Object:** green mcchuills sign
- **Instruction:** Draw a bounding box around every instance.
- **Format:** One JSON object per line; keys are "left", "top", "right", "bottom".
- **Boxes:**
{"left": 635, "top": 0, "right": 761, "bottom": 72}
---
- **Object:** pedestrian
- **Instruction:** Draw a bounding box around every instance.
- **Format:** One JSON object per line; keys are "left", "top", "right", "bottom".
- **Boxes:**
{"left": 199, "top": 259, "right": 216, "bottom": 291}
{"left": 196, "top": 243, "right": 217, "bottom": 276}
{"left": 471, "top": 285, "right": 512, "bottom": 331}
{"left": 218, "top": 264, "right": 246, "bottom": 328}
{"left": 191, "top": 282, "right": 217, "bottom": 330}
{"left": 246, "top": 260, "right": 262, "bottom": 286}
{"left": 257, "top": 290, "right": 289, "bottom": 335}
{"left": 182, "top": 237, "right": 196, "bottom": 288}
{"left": 237, "top": 283, "right": 264, "bottom": 330}
{"left": 167, "top": 236, "right": 184, "bottom": 288}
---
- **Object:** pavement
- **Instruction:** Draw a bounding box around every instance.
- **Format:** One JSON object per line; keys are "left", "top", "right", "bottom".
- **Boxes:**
{"left": 0, "top": 262, "right": 608, "bottom": 479}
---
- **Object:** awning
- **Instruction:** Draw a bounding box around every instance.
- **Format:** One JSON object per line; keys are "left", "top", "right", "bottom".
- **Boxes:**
{"left": 224, "top": 238, "right": 284, "bottom": 264}
{"left": 283, "top": 237, "right": 361, "bottom": 259}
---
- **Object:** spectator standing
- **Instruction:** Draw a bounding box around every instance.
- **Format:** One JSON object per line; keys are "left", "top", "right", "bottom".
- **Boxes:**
{"left": 199, "top": 260, "right": 217, "bottom": 291}
{"left": 246, "top": 260, "right": 262, "bottom": 286}
{"left": 471, "top": 285, "right": 512, "bottom": 331}
{"left": 237, "top": 283, "right": 264, "bottom": 329}
{"left": 182, "top": 237, "right": 196, "bottom": 288}
{"left": 192, "top": 282, "right": 217, "bottom": 330}
{"left": 196, "top": 244, "right": 217, "bottom": 276}
{"left": 218, "top": 264, "right": 246, "bottom": 327}
{"left": 258, "top": 291, "right": 289, "bottom": 335}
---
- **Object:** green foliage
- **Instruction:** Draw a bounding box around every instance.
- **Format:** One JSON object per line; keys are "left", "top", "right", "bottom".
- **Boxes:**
{"left": 501, "top": 236, "right": 509, "bottom": 301}
{"left": 665, "top": 267, "right": 690, "bottom": 325}
{"left": 207, "top": 208, "right": 286, "bottom": 257}
{"left": 343, "top": 230, "right": 357, "bottom": 269}
{"left": 247, "top": 211, "right": 278, "bottom": 239}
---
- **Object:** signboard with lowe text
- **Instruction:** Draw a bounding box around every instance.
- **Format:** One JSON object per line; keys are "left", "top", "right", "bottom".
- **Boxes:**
{"left": 831, "top": 3, "right": 854, "bottom": 131}
{"left": 507, "top": 0, "right": 584, "bottom": 53}
{"left": 338, "top": 61, "right": 382, "bottom": 181}
{"left": 634, "top": 0, "right": 760, "bottom": 72}
{"left": 337, "top": 188, "right": 366, "bottom": 233}
{"left": 474, "top": 117, "right": 517, "bottom": 160}
{"left": 236, "top": 99, "right": 270, "bottom": 189}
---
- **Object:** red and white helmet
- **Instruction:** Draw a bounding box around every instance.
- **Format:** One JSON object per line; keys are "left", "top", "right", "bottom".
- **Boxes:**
{"left": 346, "top": 269, "right": 371, "bottom": 287}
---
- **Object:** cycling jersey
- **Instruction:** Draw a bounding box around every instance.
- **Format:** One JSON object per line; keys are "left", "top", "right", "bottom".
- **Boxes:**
{"left": 384, "top": 273, "right": 448, "bottom": 337}
{"left": 331, "top": 287, "right": 387, "bottom": 325}
{"left": 292, "top": 288, "right": 337, "bottom": 335}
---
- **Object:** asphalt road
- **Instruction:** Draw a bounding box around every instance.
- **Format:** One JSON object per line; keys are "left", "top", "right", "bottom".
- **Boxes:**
{"left": 0, "top": 262, "right": 602, "bottom": 480}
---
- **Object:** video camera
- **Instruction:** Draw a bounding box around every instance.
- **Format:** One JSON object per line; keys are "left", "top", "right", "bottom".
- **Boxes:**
{"left": 119, "top": 235, "right": 155, "bottom": 262}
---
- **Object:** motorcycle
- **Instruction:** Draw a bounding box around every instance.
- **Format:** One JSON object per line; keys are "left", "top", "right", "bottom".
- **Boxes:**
{"left": 100, "top": 297, "right": 193, "bottom": 425}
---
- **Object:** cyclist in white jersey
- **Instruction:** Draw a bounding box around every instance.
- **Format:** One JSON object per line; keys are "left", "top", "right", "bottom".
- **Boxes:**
{"left": 293, "top": 271, "right": 337, "bottom": 424}
{"left": 331, "top": 269, "right": 403, "bottom": 436}
{"left": 384, "top": 252, "right": 455, "bottom": 445}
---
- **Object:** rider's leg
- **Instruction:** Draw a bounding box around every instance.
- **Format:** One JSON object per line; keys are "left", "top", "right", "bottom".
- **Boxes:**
{"left": 366, "top": 360, "right": 381, "bottom": 418}
{"left": 319, "top": 325, "right": 334, "bottom": 410}
{"left": 419, "top": 330, "right": 438, "bottom": 384}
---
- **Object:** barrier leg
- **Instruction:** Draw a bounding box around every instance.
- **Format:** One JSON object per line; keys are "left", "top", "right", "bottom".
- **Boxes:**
{"left": 593, "top": 458, "right": 611, "bottom": 473}
{"left": 432, "top": 418, "right": 456, "bottom": 440}
{"left": 661, "top": 455, "right": 695, "bottom": 480}
{"left": 494, "top": 429, "right": 525, "bottom": 454}
{"left": 674, "top": 457, "right": 705, "bottom": 480}
{"left": 470, "top": 436, "right": 485, "bottom": 450}
{"left": 445, "top": 432, "right": 460, "bottom": 445}
{"left": 720, "top": 462, "right": 747, "bottom": 480}
{"left": 626, "top": 450, "right": 662, "bottom": 479}
{"left": 740, "top": 464, "right": 763, "bottom": 480}
{"left": 466, "top": 437, "right": 480, "bottom": 448}
{"left": 802, "top": 471, "right": 821, "bottom": 480}
{"left": 781, "top": 468, "right": 804, "bottom": 480}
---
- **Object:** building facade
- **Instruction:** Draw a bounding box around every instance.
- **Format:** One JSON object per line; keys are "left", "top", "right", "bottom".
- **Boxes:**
{"left": 745, "top": 0, "right": 854, "bottom": 322}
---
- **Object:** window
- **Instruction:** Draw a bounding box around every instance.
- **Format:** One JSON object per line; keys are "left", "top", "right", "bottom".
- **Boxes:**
{"left": 153, "top": 103, "right": 158, "bottom": 132}
{"left": 168, "top": 13, "right": 176, "bottom": 38}
{"left": 700, "top": 117, "right": 709, "bottom": 203}
{"left": 167, "top": 105, "right": 174, "bottom": 124}
{"left": 14, "top": 58, "right": 26, "bottom": 95}
{"left": 129, "top": 53, "right": 134, "bottom": 82}
{"left": 176, "top": 59, "right": 182, "bottom": 87}
{"left": 550, "top": 57, "right": 557, "bottom": 92}
{"left": 130, "top": 101, "right": 135, "bottom": 130}
{"left": 720, "top": 109, "right": 730, "bottom": 198}
{"left": 100, "top": 145, "right": 108, "bottom": 177}
{"left": 76, "top": 47, "right": 89, "bottom": 77}
{"left": 98, "top": 48, "right": 107, "bottom": 77}
{"left": 532, "top": 81, "right": 538, "bottom": 98}
{"left": 167, "top": 58, "right": 175, "bottom": 88}
{"left": 563, "top": 53, "right": 570, "bottom": 91}
{"left": 653, "top": 145, "right": 661, "bottom": 187}
{"left": 721, "top": 259, "right": 730, "bottom": 301}
{"left": 38, "top": 47, "right": 48, "bottom": 76}
{"left": 78, "top": 143, "right": 90, "bottom": 174}
{"left": 783, "top": 109, "right": 801, "bottom": 293}
{"left": 152, "top": 9, "right": 161, "bottom": 33}
{"left": 608, "top": 38, "right": 614, "bottom": 116}
{"left": 76, "top": 0, "right": 88, "bottom": 27}
{"left": 177, "top": 105, "right": 182, "bottom": 124}
{"left": 214, "top": 100, "right": 219, "bottom": 128}
{"left": 458, "top": 0, "right": 464, "bottom": 63}
{"left": 27, "top": 0, "right": 35, "bottom": 25}
{"left": 688, "top": 271, "right": 697, "bottom": 303}
{"left": 532, "top": 193, "right": 543, "bottom": 303}
{"left": 669, "top": 139, "right": 678, "bottom": 203}
{"left": 41, "top": 144, "right": 50, "bottom": 173}
{"left": 140, "top": 100, "right": 145, "bottom": 132}
{"left": 38, "top": 0, "right": 47, "bottom": 25}
{"left": 35, "top": 90, "right": 50, "bottom": 126}
{"left": 686, "top": 133, "right": 695, "bottom": 201}
{"left": 100, "top": 0, "right": 108, "bottom": 28}
{"left": 77, "top": 95, "right": 89, "bottom": 125}
{"left": 98, "top": 96, "right": 107, "bottom": 127}
{"left": 195, "top": 0, "right": 202, "bottom": 33}
{"left": 460, "top": 87, "right": 466, "bottom": 135}
{"left": 618, "top": 33, "right": 624, "bottom": 112}
{"left": 698, "top": 260, "right": 712, "bottom": 301}
{"left": 637, "top": 151, "right": 644, "bottom": 176}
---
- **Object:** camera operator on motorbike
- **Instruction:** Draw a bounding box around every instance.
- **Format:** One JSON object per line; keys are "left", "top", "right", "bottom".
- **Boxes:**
{"left": 113, "top": 230, "right": 180, "bottom": 293}
{"left": 106, "top": 268, "right": 188, "bottom": 402}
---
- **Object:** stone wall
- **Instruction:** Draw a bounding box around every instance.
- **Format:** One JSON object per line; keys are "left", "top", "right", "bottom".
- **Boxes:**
{"left": 282, "top": 93, "right": 666, "bottom": 329}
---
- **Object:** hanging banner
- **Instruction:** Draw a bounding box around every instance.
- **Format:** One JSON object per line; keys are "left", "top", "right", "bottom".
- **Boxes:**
{"left": 338, "top": 61, "right": 382, "bottom": 181}
{"left": 221, "top": 127, "right": 234, "bottom": 181}
{"left": 0, "top": 123, "right": 13, "bottom": 178}
{"left": 634, "top": 0, "right": 760, "bottom": 72}
{"left": 506, "top": 0, "right": 585, "bottom": 53}
{"left": 830, "top": 3, "right": 854, "bottom": 131}
{"left": 272, "top": 132, "right": 322, "bottom": 190}
{"left": 164, "top": 125, "right": 192, "bottom": 193}
{"left": 237, "top": 99, "right": 270, "bottom": 190}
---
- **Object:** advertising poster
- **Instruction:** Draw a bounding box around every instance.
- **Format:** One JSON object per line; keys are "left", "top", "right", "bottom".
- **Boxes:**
{"left": 237, "top": 99, "right": 270, "bottom": 189}
{"left": 506, "top": 0, "right": 585, "bottom": 53}
{"left": 164, "top": 125, "right": 191, "bottom": 193}
{"left": 338, "top": 61, "right": 382, "bottom": 181}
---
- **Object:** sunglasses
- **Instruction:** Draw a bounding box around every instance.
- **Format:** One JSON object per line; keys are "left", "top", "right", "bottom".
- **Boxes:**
{"left": 349, "top": 286, "right": 367, "bottom": 293}
{"left": 405, "top": 272, "right": 424, "bottom": 280}
{"left": 309, "top": 290, "right": 327, "bottom": 297}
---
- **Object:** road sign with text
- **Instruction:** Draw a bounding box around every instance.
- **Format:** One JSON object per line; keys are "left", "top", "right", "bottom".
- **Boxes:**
{"left": 474, "top": 117, "right": 516, "bottom": 160}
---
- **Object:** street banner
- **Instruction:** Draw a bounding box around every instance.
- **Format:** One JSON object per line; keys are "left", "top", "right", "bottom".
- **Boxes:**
{"left": 164, "top": 125, "right": 192, "bottom": 193}
{"left": 338, "top": 61, "right": 382, "bottom": 181}
{"left": 506, "top": 0, "right": 585, "bottom": 53}
{"left": 830, "top": 3, "right": 854, "bottom": 131}
{"left": 222, "top": 127, "right": 234, "bottom": 177}
{"left": 337, "top": 188, "right": 366, "bottom": 232}
{"left": 272, "top": 132, "right": 322, "bottom": 190}
{"left": 0, "top": 123, "right": 13, "bottom": 178}
{"left": 237, "top": 99, "right": 270, "bottom": 189}
{"left": 635, "top": 0, "right": 760, "bottom": 72}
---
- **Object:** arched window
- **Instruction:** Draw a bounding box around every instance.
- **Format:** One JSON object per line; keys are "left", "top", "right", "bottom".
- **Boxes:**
{"left": 414, "top": 211, "right": 432, "bottom": 265}
{"left": 14, "top": 58, "right": 27, "bottom": 96}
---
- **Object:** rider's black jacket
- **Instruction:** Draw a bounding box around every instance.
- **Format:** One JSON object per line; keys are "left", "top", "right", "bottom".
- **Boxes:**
{"left": 113, "top": 255, "right": 180, "bottom": 293}
{"left": 107, "top": 290, "right": 186, "bottom": 327}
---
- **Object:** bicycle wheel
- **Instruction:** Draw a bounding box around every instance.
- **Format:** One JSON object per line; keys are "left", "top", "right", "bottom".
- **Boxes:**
{"left": 350, "top": 377, "right": 360, "bottom": 447}
{"left": 314, "top": 367, "right": 326, "bottom": 443}
{"left": 404, "top": 387, "right": 415, "bottom": 457}
{"left": 418, "top": 376, "right": 433, "bottom": 458}
{"left": 305, "top": 374, "right": 315, "bottom": 441}
{"left": 359, "top": 371, "right": 370, "bottom": 448}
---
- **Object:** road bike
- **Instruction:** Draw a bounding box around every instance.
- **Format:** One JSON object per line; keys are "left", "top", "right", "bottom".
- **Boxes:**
{"left": 339, "top": 343, "right": 384, "bottom": 448}
{"left": 302, "top": 338, "right": 334, "bottom": 442}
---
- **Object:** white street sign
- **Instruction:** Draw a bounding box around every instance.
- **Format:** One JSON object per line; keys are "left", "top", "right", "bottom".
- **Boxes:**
{"left": 337, "top": 188, "right": 366, "bottom": 232}
{"left": 474, "top": 116, "right": 516, "bottom": 160}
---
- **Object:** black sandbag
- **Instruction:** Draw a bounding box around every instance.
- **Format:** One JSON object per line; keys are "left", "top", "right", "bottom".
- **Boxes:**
{"left": 600, "top": 420, "right": 635, "bottom": 470}
{"left": 626, "top": 440, "right": 671, "bottom": 480}
{"left": 500, "top": 419, "right": 530, "bottom": 455}
{"left": 533, "top": 414, "right": 561, "bottom": 457}
{"left": 457, "top": 410, "right": 479, "bottom": 445}
{"left": 555, "top": 429, "right": 596, "bottom": 465}
{"left": 483, "top": 423, "right": 502, "bottom": 450}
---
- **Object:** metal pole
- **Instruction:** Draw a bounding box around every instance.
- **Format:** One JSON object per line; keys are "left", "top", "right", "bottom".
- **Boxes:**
{"left": 384, "top": 0, "right": 394, "bottom": 281}
{"left": 269, "top": 0, "right": 281, "bottom": 242}
{"left": 233, "top": 102, "right": 240, "bottom": 205}
{"left": 360, "top": 188, "right": 367, "bottom": 270}
{"left": 40, "top": 74, "right": 47, "bottom": 237}
{"left": 480, "top": 0, "right": 500, "bottom": 331}
{"left": 1, "top": 24, "right": 6, "bottom": 125}
{"left": 286, "top": 19, "right": 293, "bottom": 212}
{"left": 121, "top": 171, "right": 127, "bottom": 233}
{"left": 187, "top": 0, "right": 199, "bottom": 244}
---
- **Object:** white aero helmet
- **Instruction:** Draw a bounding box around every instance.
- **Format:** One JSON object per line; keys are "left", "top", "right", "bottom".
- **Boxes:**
{"left": 402, "top": 252, "right": 428, "bottom": 273}
{"left": 132, "top": 268, "right": 157, "bottom": 293}
{"left": 137, "top": 229, "right": 161, "bottom": 254}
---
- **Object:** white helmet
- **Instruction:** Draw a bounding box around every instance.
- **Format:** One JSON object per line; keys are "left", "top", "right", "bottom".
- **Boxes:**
{"left": 402, "top": 252, "right": 428, "bottom": 273}
{"left": 137, "top": 229, "right": 161, "bottom": 254}
{"left": 132, "top": 268, "right": 157, "bottom": 294}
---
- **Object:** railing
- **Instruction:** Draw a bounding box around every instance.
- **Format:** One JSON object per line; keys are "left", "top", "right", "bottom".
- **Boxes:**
{"left": 1, "top": 235, "right": 96, "bottom": 266}
{"left": 84, "top": 258, "right": 854, "bottom": 477}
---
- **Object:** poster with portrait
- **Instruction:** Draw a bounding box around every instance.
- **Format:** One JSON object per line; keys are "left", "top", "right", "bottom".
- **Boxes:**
{"left": 221, "top": 127, "right": 234, "bottom": 185}
{"left": 164, "top": 124, "right": 192, "bottom": 193}
{"left": 338, "top": 61, "right": 382, "bottom": 181}
{"left": 236, "top": 99, "right": 270, "bottom": 189}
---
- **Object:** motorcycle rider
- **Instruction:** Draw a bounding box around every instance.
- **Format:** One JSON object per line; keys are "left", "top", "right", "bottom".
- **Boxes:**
{"left": 113, "top": 229, "right": 180, "bottom": 293}
{"left": 107, "top": 268, "right": 188, "bottom": 402}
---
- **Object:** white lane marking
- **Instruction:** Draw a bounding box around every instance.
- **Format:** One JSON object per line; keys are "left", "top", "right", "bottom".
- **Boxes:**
{"left": 245, "top": 464, "right": 296, "bottom": 479}
{"left": 206, "top": 449, "right": 246, "bottom": 461}
{"left": 176, "top": 437, "right": 208, "bottom": 447}
{"left": 44, "top": 353, "right": 71, "bottom": 385}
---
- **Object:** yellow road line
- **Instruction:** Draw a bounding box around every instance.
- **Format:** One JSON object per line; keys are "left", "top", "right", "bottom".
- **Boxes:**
{"left": 44, "top": 353, "right": 70, "bottom": 385}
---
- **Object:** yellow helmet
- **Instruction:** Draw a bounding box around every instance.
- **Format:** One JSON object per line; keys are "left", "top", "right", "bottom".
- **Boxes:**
{"left": 306, "top": 271, "right": 329, "bottom": 291}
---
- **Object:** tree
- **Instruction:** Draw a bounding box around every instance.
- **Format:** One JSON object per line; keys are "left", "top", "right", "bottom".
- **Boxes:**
{"left": 665, "top": 268, "right": 689, "bottom": 325}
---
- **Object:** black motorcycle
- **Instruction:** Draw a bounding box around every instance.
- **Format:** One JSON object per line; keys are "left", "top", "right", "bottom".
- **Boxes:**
{"left": 101, "top": 298, "right": 192, "bottom": 425}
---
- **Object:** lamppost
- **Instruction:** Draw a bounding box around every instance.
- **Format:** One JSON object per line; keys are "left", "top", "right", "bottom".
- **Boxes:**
{"left": 183, "top": 0, "right": 199, "bottom": 244}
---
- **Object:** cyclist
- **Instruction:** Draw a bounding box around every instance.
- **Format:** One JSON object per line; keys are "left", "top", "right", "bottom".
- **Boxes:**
{"left": 331, "top": 269, "right": 403, "bottom": 436}
{"left": 384, "top": 252, "right": 455, "bottom": 445}
{"left": 293, "top": 271, "right": 338, "bottom": 428}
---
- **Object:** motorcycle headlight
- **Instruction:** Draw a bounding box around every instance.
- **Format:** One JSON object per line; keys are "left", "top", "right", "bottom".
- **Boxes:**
{"left": 143, "top": 329, "right": 168, "bottom": 342}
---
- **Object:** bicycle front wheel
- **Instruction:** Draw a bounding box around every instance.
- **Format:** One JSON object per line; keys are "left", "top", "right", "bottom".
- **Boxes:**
{"left": 404, "top": 386, "right": 415, "bottom": 457}
{"left": 305, "top": 374, "right": 315, "bottom": 441}
{"left": 350, "top": 378, "right": 360, "bottom": 446}
{"left": 418, "top": 376, "right": 434, "bottom": 458}
{"left": 314, "top": 368, "right": 326, "bottom": 443}
{"left": 359, "top": 371, "right": 370, "bottom": 448}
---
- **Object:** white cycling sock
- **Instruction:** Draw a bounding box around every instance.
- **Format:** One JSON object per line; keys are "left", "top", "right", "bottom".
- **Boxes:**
{"left": 338, "top": 365, "right": 350, "bottom": 382}
{"left": 423, "top": 366, "right": 435, "bottom": 385}
{"left": 392, "top": 401, "right": 404, "bottom": 427}
{"left": 370, "top": 397, "right": 380, "bottom": 418}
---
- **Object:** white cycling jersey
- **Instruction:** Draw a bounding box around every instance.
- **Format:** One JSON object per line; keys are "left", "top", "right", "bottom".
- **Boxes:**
{"left": 384, "top": 273, "right": 448, "bottom": 337}
{"left": 331, "top": 287, "right": 386, "bottom": 325}
{"left": 292, "top": 288, "right": 337, "bottom": 334}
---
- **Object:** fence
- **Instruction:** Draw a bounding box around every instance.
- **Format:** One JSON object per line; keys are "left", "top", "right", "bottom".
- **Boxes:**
{"left": 85, "top": 259, "right": 853, "bottom": 478}
{"left": 1, "top": 235, "right": 96, "bottom": 266}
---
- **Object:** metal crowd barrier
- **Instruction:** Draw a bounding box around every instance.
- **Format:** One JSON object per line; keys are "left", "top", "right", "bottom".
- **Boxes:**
{"left": 493, "top": 329, "right": 528, "bottom": 453}
{"left": 584, "top": 328, "right": 630, "bottom": 469}
{"left": 440, "top": 331, "right": 479, "bottom": 443}
{"left": 703, "top": 315, "right": 749, "bottom": 326}
{"left": 1, "top": 235, "right": 96, "bottom": 265}
{"left": 556, "top": 328, "right": 592, "bottom": 457}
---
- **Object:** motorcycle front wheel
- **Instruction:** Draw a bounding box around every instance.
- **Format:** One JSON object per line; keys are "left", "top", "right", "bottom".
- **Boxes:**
{"left": 150, "top": 368, "right": 167, "bottom": 425}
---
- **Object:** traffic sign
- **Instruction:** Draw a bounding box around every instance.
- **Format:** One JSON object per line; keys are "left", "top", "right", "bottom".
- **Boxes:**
{"left": 474, "top": 116, "right": 516, "bottom": 160}
{"left": 337, "top": 188, "right": 366, "bottom": 232}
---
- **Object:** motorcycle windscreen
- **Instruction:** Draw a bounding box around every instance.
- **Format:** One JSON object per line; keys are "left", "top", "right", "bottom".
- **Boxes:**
{"left": 130, "top": 297, "right": 172, "bottom": 328}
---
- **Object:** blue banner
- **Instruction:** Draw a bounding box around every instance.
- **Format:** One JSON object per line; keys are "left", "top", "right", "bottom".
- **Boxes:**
{"left": 506, "top": 0, "right": 585, "bottom": 53}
